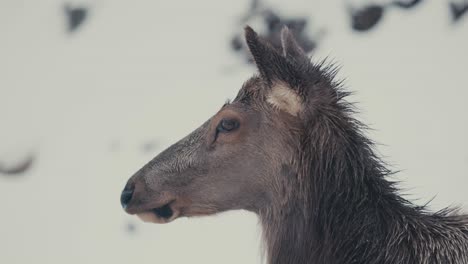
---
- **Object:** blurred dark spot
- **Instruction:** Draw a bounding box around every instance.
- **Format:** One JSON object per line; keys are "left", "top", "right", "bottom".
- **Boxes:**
{"left": 265, "top": 10, "right": 282, "bottom": 31}
{"left": 64, "top": 4, "right": 88, "bottom": 33}
{"left": 231, "top": 1, "right": 321, "bottom": 63}
{"left": 351, "top": 5, "right": 384, "bottom": 32}
{"left": 142, "top": 141, "right": 158, "bottom": 154}
{"left": 231, "top": 36, "right": 243, "bottom": 51}
{"left": 126, "top": 221, "right": 137, "bottom": 234}
{"left": 349, "top": 0, "right": 425, "bottom": 32}
{"left": 0, "top": 154, "right": 35, "bottom": 176}
{"left": 262, "top": 10, "right": 317, "bottom": 52}
{"left": 392, "top": 0, "right": 424, "bottom": 9}
{"left": 250, "top": 0, "right": 260, "bottom": 10}
{"left": 450, "top": 2, "right": 468, "bottom": 22}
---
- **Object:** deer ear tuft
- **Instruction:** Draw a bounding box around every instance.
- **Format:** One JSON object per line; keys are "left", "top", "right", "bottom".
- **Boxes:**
{"left": 266, "top": 82, "right": 303, "bottom": 116}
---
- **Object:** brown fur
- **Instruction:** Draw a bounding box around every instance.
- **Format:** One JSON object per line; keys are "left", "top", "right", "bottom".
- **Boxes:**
{"left": 122, "top": 27, "right": 468, "bottom": 263}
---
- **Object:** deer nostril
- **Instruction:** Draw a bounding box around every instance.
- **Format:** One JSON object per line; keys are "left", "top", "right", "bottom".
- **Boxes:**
{"left": 120, "top": 188, "right": 134, "bottom": 209}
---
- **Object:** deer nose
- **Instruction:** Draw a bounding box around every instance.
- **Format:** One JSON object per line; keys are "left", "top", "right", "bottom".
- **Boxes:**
{"left": 120, "top": 186, "right": 134, "bottom": 209}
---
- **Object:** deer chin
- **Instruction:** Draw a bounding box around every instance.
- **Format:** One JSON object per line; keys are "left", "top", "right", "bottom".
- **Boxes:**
{"left": 136, "top": 201, "right": 180, "bottom": 224}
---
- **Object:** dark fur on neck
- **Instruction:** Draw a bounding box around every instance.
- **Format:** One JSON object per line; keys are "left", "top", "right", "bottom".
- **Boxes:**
{"left": 259, "top": 68, "right": 468, "bottom": 263}
{"left": 242, "top": 26, "right": 468, "bottom": 264}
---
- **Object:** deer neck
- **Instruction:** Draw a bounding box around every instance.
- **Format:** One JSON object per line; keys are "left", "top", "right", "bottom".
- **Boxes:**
{"left": 259, "top": 113, "right": 468, "bottom": 264}
{"left": 259, "top": 114, "right": 406, "bottom": 264}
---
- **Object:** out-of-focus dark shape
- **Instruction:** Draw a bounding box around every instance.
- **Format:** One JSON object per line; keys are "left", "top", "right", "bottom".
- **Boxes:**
{"left": 0, "top": 154, "right": 35, "bottom": 176}
{"left": 250, "top": 0, "right": 260, "bottom": 10}
{"left": 392, "top": 0, "right": 424, "bottom": 9}
{"left": 349, "top": 0, "right": 426, "bottom": 32}
{"left": 351, "top": 5, "right": 384, "bottom": 32}
{"left": 141, "top": 141, "right": 158, "bottom": 154}
{"left": 261, "top": 10, "right": 317, "bottom": 55}
{"left": 231, "top": 36, "right": 243, "bottom": 51}
{"left": 231, "top": 0, "right": 321, "bottom": 63}
{"left": 64, "top": 3, "right": 88, "bottom": 33}
{"left": 450, "top": 1, "right": 468, "bottom": 22}
{"left": 126, "top": 221, "right": 136, "bottom": 234}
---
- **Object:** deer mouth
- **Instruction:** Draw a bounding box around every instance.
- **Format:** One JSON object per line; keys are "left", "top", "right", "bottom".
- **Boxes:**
{"left": 136, "top": 200, "right": 180, "bottom": 224}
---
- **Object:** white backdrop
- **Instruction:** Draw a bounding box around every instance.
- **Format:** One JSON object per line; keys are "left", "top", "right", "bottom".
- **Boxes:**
{"left": 1, "top": 0, "right": 467, "bottom": 263}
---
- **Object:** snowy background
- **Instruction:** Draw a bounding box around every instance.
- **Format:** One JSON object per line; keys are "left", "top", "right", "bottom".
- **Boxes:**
{"left": 1, "top": 0, "right": 467, "bottom": 263}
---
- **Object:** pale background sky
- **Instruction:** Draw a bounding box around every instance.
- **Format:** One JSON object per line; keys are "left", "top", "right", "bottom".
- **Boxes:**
{"left": 0, "top": 0, "right": 467, "bottom": 263}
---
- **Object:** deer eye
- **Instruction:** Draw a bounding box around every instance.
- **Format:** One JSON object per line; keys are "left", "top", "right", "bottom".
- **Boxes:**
{"left": 217, "top": 118, "right": 239, "bottom": 133}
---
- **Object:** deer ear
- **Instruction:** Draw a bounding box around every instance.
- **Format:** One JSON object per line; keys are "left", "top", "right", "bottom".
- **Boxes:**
{"left": 244, "top": 26, "right": 305, "bottom": 116}
{"left": 266, "top": 82, "right": 304, "bottom": 116}
{"left": 244, "top": 26, "right": 283, "bottom": 83}
{"left": 280, "top": 26, "right": 307, "bottom": 63}
{"left": 244, "top": 26, "right": 302, "bottom": 86}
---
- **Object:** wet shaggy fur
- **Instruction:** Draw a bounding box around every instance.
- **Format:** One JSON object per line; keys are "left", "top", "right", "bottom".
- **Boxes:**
{"left": 122, "top": 26, "right": 468, "bottom": 264}
{"left": 241, "top": 27, "right": 468, "bottom": 264}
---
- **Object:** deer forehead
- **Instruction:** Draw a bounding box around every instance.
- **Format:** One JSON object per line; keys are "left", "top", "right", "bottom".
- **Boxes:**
{"left": 266, "top": 83, "right": 303, "bottom": 116}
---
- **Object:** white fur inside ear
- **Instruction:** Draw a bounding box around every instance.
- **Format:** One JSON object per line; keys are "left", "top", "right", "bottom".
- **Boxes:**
{"left": 267, "top": 83, "right": 303, "bottom": 116}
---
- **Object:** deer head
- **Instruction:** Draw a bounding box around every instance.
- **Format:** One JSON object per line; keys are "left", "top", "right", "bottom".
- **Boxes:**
{"left": 120, "top": 26, "right": 339, "bottom": 224}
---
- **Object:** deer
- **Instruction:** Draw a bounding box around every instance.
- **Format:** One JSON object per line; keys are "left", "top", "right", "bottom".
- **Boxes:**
{"left": 120, "top": 26, "right": 468, "bottom": 264}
